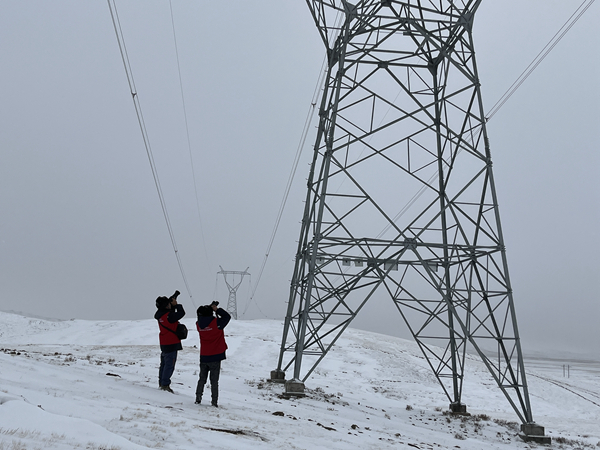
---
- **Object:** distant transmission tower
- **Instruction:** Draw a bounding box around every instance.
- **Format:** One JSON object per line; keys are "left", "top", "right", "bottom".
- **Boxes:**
{"left": 218, "top": 266, "right": 250, "bottom": 320}
{"left": 271, "top": 0, "right": 548, "bottom": 442}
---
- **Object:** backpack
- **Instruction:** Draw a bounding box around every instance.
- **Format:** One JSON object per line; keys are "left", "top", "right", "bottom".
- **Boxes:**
{"left": 160, "top": 321, "right": 188, "bottom": 340}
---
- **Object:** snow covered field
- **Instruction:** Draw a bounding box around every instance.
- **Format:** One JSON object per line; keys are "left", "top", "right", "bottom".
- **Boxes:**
{"left": 0, "top": 311, "right": 598, "bottom": 449}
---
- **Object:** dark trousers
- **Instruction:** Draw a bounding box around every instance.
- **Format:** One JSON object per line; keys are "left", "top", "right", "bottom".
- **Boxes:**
{"left": 159, "top": 350, "right": 178, "bottom": 387}
{"left": 196, "top": 361, "right": 221, "bottom": 404}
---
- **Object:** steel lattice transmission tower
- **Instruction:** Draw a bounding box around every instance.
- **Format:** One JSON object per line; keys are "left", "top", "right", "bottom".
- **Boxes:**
{"left": 270, "top": 0, "right": 547, "bottom": 440}
{"left": 218, "top": 266, "right": 250, "bottom": 320}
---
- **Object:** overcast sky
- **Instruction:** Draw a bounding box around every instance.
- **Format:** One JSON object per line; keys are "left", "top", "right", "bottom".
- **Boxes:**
{"left": 1, "top": 1, "right": 598, "bottom": 357}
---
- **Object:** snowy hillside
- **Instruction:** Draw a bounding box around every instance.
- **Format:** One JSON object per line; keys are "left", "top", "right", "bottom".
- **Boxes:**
{"left": 0, "top": 311, "right": 598, "bottom": 449}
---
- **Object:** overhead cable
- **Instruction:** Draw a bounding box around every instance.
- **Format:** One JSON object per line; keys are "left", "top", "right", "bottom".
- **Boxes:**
{"left": 244, "top": 11, "right": 345, "bottom": 318}
{"left": 243, "top": 54, "right": 330, "bottom": 318}
{"left": 168, "top": 0, "right": 212, "bottom": 269}
{"left": 486, "top": 0, "right": 595, "bottom": 121}
{"left": 107, "top": 0, "right": 196, "bottom": 307}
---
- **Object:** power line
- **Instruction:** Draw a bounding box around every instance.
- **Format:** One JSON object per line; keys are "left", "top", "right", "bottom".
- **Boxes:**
{"left": 107, "top": 0, "right": 196, "bottom": 307}
{"left": 243, "top": 11, "right": 346, "bottom": 317}
{"left": 168, "top": 0, "right": 211, "bottom": 269}
{"left": 486, "top": 0, "right": 595, "bottom": 121}
{"left": 243, "top": 54, "right": 329, "bottom": 318}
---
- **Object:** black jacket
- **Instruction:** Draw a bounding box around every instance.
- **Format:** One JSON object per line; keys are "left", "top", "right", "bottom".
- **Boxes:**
{"left": 196, "top": 307, "right": 231, "bottom": 331}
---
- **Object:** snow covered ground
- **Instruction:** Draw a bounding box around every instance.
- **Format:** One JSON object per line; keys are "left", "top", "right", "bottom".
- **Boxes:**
{"left": 0, "top": 311, "right": 598, "bottom": 449}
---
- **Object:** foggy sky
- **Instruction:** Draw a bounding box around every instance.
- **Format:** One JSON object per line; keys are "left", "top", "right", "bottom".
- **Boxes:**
{"left": 1, "top": 1, "right": 598, "bottom": 357}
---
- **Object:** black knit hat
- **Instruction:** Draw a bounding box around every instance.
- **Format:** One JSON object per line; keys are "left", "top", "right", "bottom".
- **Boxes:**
{"left": 197, "top": 305, "right": 213, "bottom": 317}
{"left": 155, "top": 296, "right": 170, "bottom": 309}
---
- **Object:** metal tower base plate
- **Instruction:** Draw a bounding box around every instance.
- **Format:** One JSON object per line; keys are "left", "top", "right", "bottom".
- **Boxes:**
{"left": 282, "top": 379, "right": 306, "bottom": 398}
{"left": 519, "top": 423, "right": 551, "bottom": 444}
{"left": 449, "top": 402, "right": 468, "bottom": 414}
{"left": 519, "top": 434, "right": 552, "bottom": 444}
{"left": 269, "top": 369, "right": 286, "bottom": 384}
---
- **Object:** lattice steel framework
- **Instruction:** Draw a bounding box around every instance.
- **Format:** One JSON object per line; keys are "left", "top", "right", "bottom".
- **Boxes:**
{"left": 218, "top": 266, "right": 249, "bottom": 320}
{"left": 273, "top": 0, "right": 536, "bottom": 425}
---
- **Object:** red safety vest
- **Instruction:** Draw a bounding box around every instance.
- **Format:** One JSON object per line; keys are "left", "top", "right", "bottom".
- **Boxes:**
{"left": 158, "top": 312, "right": 180, "bottom": 346}
{"left": 197, "top": 318, "right": 227, "bottom": 356}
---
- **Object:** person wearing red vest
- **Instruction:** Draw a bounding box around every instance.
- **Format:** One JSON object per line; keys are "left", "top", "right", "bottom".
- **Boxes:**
{"left": 195, "top": 301, "right": 231, "bottom": 407}
{"left": 154, "top": 290, "right": 185, "bottom": 393}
